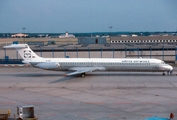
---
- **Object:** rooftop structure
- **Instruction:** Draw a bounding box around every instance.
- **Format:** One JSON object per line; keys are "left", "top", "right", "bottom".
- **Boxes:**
{"left": 11, "top": 33, "right": 28, "bottom": 38}
{"left": 59, "top": 32, "right": 75, "bottom": 38}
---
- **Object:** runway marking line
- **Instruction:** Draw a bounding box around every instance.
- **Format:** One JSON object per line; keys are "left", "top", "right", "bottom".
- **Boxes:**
{"left": 139, "top": 114, "right": 152, "bottom": 117}
{"left": 114, "top": 102, "right": 132, "bottom": 105}
{"left": 141, "top": 102, "right": 160, "bottom": 105}
{"left": 109, "top": 114, "right": 122, "bottom": 117}
{"left": 84, "top": 102, "right": 105, "bottom": 105}
{"left": 54, "top": 102, "right": 73, "bottom": 105}
{"left": 0, "top": 102, "right": 16, "bottom": 105}
{"left": 23, "top": 102, "right": 45, "bottom": 105}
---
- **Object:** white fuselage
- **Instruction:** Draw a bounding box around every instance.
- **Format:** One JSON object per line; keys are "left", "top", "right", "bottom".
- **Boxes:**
{"left": 27, "top": 58, "right": 173, "bottom": 72}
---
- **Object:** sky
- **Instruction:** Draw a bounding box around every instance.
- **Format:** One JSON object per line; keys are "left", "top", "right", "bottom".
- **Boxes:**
{"left": 0, "top": 0, "right": 177, "bottom": 33}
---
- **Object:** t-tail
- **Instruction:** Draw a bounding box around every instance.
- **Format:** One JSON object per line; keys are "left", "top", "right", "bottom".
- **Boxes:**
{"left": 3, "top": 44, "right": 42, "bottom": 64}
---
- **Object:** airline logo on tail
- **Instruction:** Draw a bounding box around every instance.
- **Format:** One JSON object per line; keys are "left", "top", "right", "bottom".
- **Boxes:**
{"left": 24, "top": 50, "right": 31, "bottom": 58}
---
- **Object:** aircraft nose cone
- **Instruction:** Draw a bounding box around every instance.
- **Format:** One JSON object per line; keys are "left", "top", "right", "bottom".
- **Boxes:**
{"left": 166, "top": 65, "right": 173, "bottom": 71}
{"left": 169, "top": 66, "right": 173, "bottom": 71}
{"left": 161, "top": 65, "right": 173, "bottom": 71}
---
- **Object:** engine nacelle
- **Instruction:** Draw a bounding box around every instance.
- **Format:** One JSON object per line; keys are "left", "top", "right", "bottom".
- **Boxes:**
{"left": 36, "top": 62, "right": 60, "bottom": 69}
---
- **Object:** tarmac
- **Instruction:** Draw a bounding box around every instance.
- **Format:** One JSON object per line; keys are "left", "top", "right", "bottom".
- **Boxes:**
{"left": 0, "top": 66, "right": 177, "bottom": 120}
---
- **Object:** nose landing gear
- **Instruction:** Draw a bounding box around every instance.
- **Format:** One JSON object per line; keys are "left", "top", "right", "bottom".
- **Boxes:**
{"left": 163, "top": 71, "right": 173, "bottom": 76}
{"left": 162, "top": 70, "right": 173, "bottom": 76}
{"left": 168, "top": 70, "right": 173, "bottom": 75}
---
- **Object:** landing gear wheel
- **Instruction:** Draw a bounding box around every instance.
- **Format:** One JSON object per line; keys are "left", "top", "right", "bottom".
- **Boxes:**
{"left": 162, "top": 73, "right": 165, "bottom": 76}
{"left": 81, "top": 73, "right": 86, "bottom": 78}
{"left": 168, "top": 71, "right": 173, "bottom": 75}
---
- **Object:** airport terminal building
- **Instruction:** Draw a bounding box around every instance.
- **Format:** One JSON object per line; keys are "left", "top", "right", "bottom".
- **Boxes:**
{"left": 5, "top": 35, "right": 177, "bottom": 45}
{"left": 110, "top": 36, "right": 177, "bottom": 44}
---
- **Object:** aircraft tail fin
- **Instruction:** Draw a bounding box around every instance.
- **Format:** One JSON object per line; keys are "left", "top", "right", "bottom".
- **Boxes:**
{"left": 3, "top": 44, "right": 41, "bottom": 62}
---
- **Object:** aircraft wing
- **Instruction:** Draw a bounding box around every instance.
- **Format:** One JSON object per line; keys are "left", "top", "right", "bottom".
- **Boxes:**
{"left": 63, "top": 67, "right": 106, "bottom": 76}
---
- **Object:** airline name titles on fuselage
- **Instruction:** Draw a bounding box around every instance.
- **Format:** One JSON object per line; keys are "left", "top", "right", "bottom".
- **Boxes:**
{"left": 122, "top": 60, "right": 150, "bottom": 63}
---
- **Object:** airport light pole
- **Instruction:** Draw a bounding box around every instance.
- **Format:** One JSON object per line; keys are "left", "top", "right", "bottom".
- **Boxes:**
{"left": 22, "top": 27, "right": 26, "bottom": 44}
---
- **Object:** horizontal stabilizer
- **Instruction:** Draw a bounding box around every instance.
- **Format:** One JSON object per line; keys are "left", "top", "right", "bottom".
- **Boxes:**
{"left": 3, "top": 44, "right": 28, "bottom": 49}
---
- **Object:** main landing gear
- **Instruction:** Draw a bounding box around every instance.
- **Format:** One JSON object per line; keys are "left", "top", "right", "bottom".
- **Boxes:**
{"left": 81, "top": 73, "right": 86, "bottom": 78}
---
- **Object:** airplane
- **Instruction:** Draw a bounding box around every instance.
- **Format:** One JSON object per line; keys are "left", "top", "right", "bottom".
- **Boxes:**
{"left": 3, "top": 44, "right": 173, "bottom": 77}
